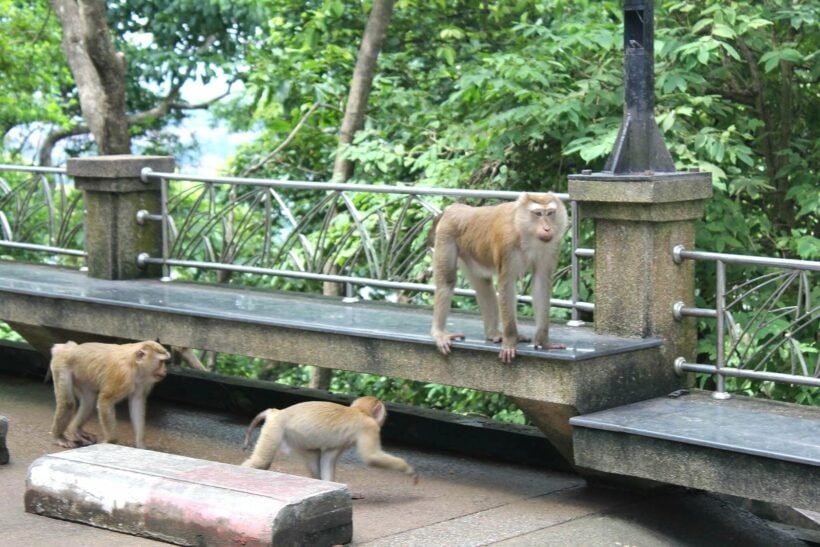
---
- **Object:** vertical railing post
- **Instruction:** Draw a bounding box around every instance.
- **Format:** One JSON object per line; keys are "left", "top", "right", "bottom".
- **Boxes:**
{"left": 67, "top": 155, "right": 175, "bottom": 280}
{"left": 568, "top": 200, "right": 584, "bottom": 326}
{"left": 713, "top": 260, "right": 730, "bottom": 399}
{"left": 159, "top": 174, "right": 172, "bottom": 282}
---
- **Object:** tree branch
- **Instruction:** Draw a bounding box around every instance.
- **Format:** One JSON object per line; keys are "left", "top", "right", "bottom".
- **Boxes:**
{"left": 241, "top": 101, "right": 329, "bottom": 177}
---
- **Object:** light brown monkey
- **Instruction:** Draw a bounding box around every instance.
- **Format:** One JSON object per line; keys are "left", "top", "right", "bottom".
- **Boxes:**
{"left": 242, "top": 396, "right": 417, "bottom": 484}
{"left": 431, "top": 192, "right": 568, "bottom": 363}
{"left": 49, "top": 340, "right": 170, "bottom": 449}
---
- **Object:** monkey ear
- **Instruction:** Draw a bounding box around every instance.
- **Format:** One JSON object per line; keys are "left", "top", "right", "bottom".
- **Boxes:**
{"left": 371, "top": 401, "right": 387, "bottom": 426}
{"left": 135, "top": 348, "right": 147, "bottom": 362}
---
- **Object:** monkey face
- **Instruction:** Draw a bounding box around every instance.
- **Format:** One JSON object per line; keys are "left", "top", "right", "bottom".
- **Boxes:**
{"left": 523, "top": 194, "right": 565, "bottom": 243}
{"left": 136, "top": 342, "right": 170, "bottom": 380}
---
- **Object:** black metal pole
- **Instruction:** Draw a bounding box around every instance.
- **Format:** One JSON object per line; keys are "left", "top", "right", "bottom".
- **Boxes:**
{"left": 605, "top": 0, "right": 675, "bottom": 175}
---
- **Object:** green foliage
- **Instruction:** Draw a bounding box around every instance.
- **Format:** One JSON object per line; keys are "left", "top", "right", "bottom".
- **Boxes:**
{"left": 0, "top": 321, "right": 24, "bottom": 342}
{"left": 0, "top": 171, "right": 85, "bottom": 265}
{"left": 0, "top": 0, "right": 71, "bottom": 145}
{"left": 331, "top": 370, "right": 527, "bottom": 424}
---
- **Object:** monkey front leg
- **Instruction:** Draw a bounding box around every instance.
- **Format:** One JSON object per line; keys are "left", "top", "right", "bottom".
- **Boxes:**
{"left": 497, "top": 270, "right": 521, "bottom": 363}
{"left": 128, "top": 393, "right": 149, "bottom": 449}
{"left": 431, "top": 242, "right": 465, "bottom": 354}
{"left": 96, "top": 395, "right": 119, "bottom": 445}
{"left": 532, "top": 271, "right": 565, "bottom": 351}
{"left": 357, "top": 430, "right": 418, "bottom": 484}
{"left": 464, "top": 268, "right": 502, "bottom": 342}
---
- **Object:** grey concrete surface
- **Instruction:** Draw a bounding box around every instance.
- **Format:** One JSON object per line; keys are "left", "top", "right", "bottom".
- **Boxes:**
{"left": 571, "top": 391, "right": 820, "bottom": 510}
{"left": 0, "top": 373, "right": 808, "bottom": 546}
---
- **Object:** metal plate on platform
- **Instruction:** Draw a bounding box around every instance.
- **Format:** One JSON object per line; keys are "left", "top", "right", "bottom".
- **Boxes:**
{"left": 0, "top": 261, "right": 659, "bottom": 361}
{"left": 570, "top": 390, "right": 820, "bottom": 466}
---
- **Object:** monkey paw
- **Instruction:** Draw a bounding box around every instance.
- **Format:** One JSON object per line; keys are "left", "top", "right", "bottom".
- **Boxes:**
{"left": 433, "top": 332, "right": 465, "bottom": 355}
{"left": 498, "top": 346, "right": 517, "bottom": 363}
{"left": 535, "top": 341, "right": 567, "bottom": 350}
{"left": 77, "top": 430, "right": 98, "bottom": 444}
{"left": 57, "top": 436, "right": 96, "bottom": 448}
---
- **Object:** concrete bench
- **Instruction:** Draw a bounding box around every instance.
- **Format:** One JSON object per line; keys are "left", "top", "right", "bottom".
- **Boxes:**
{"left": 25, "top": 444, "right": 352, "bottom": 546}
{"left": 570, "top": 389, "right": 820, "bottom": 510}
{"left": 0, "top": 261, "right": 665, "bottom": 408}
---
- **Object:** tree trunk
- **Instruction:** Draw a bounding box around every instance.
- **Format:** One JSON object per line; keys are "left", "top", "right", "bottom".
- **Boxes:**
{"left": 311, "top": 0, "right": 395, "bottom": 390}
{"left": 331, "top": 0, "right": 395, "bottom": 182}
{"left": 50, "top": 0, "right": 130, "bottom": 155}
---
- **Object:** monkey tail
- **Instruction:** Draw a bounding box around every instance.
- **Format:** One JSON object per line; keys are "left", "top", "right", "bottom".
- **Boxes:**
{"left": 45, "top": 341, "right": 77, "bottom": 383}
{"left": 427, "top": 213, "right": 442, "bottom": 250}
{"left": 50, "top": 340, "right": 77, "bottom": 357}
{"left": 243, "top": 408, "right": 278, "bottom": 451}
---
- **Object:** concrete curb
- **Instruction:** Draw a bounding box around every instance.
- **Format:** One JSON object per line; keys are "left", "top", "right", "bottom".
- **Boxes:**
{"left": 25, "top": 444, "right": 352, "bottom": 546}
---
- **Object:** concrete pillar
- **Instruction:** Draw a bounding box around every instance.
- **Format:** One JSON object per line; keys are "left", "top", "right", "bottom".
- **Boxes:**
{"left": 568, "top": 171, "right": 712, "bottom": 364}
{"left": 67, "top": 155, "right": 174, "bottom": 280}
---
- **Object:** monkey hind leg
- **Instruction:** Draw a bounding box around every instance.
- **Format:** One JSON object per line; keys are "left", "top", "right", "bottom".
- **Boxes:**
{"left": 50, "top": 369, "right": 77, "bottom": 442}
{"left": 241, "top": 416, "right": 283, "bottom": 469}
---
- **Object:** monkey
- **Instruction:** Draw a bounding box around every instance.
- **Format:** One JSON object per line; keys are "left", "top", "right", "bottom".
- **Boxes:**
{"left": 171, "top": 345, "right": 208, "bottom": 371}
{"left": 49, "top": 340, "right": 170, "bottom": 449}
{"left": 242, "top": 396, "right": 418, "bottom": 485}
{"left": 431, "top": 192, "right": 568, "bottom": 363}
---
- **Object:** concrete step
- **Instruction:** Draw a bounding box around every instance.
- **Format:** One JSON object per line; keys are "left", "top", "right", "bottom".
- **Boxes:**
{"left": 570, "top": 389, "right": 820, "bottom": 510}
{"left": 25, "top": 444, "right": 352, "bottom": 546}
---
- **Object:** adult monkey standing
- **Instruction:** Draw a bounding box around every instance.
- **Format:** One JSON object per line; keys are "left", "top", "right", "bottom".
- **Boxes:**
{"left": 49, "top": 340, "right": 170, "bottom": 449}
{"left": 431, "top": 192, "right": 569, "bottom": 363}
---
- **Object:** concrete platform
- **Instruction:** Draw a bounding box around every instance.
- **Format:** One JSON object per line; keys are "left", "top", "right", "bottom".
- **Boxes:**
{"left": 571, "top": 390, "right": 820, "bottom": 510}
{"left": 0, "top": 372, "right": 811, "bottom": 546}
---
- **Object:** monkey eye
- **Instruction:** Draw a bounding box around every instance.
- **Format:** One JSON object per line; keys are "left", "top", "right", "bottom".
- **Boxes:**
{"left": 532, "top": 210, "right": 543, "bottom": 217}
{"left": 545, "top": 209, "right": 555, "bottom": 217}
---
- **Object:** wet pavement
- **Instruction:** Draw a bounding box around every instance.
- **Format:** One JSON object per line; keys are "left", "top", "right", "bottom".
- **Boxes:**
{"left": 0, "top": 372, "right": 809, "bottom": 546}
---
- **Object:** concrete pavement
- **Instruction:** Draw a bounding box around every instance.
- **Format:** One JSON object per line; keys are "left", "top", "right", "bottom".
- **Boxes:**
{"left": 0, "top": 372, "right": 808, "bottom": 546}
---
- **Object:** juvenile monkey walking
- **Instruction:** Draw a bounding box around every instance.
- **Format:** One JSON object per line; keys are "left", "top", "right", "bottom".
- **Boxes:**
{"left": 242, "top": 396, "right": 417, "bottom": 484}
{"left": 50, "top": 340, "right": 170, "bottom": 449}
{"left": 431, "top": 192, "right": 569, "bottom": 362}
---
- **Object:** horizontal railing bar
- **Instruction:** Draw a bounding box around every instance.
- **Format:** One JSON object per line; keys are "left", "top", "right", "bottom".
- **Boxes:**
{"left": 674, "top": 245, "right": 820, "bottom": 272}
{"left": 141, "top": 169, "right": 570, "bottom": 202}
{"left": 0, "top": 240, "right": 86, "bottom": 257}
{"left": 575, "top": 248, "right": 594, "bottom": 258}
{"left": 0, "top": 165, "right": 67, "bottom": 175}
{"left": 137, "top": 255, "right": 594, "bottom": 312}
{"left": 673, "top": 304, "right": 717, "bottom": 320}
{"left": 675, "top": 359, "right": 820, "bottom": 388}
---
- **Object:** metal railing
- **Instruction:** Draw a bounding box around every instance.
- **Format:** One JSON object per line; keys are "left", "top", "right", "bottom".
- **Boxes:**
{"left": 137, "top": 168, "right": 595, "bottom": 319}
{"left": 673, "top": 245, "right": 820, "bottom": 399}
{"left": 0, "top": 165, "right": 86, "bottom": 260}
